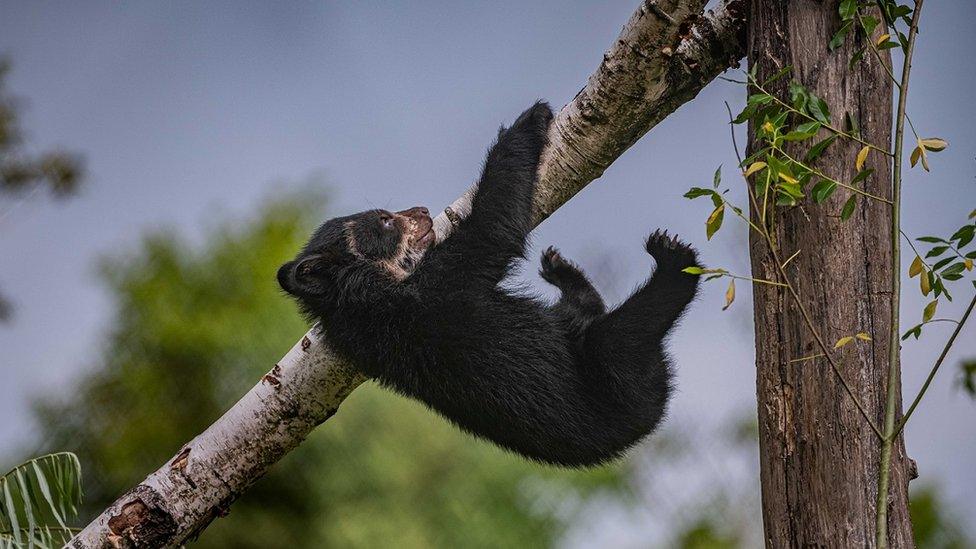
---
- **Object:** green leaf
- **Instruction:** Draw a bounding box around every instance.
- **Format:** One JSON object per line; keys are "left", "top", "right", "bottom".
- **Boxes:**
{"left": 684, "top": 187, "right": 716, "bottom": 199}
{"left": 808, "top": 94, "right": 831, "bottom": 124}
{"left": 931, "top": 256, "right": 955, "bottom": 271}
{"left": 901, "top": 324, "right": 922, "bottom": 340}
{"left": 840, "top": 195, "right": 857, "bottom": 221}
{"left": 830, "top": 21, "right": 853, "bottom": 50}
{"left": 733, "top": 103, "right": 757, "bottom": 124}
{"left": 950, "top": 225, "right": 974, "bottom": 248}
{"left": 925, "top": 246, "right": 949, "bottom": 258}
{"left": 860, "top": 15, "right": 879, "bottom": 36}
{"left": 713, "top": 165, "right": 722, "bottom": 188}
{"left": 941, "top": 262, "right": 966, "bottom": 277}
{"left": 784, "top": 121, "right": 822, "bottom": 141}
{"left": 917, "top": 236, "right": 947, "bottom": 244}
{"left": 805, "top": 135, "right": 838, "bottom": 163}
{"left": 922, "top": 300, "right": 938, "bottom": 322}
{"left": 682, "top": 266, "right": 704, "bottom": 275}
{"left": 747, "top": 93, "right": 773, "bottom": 106}
{"left": 845, "top": 111, "right": 860, "bottom": 137}
{"left": 839, "top": 0, "right": 857, "bottom": 20}
{"left": 811, "top": 179, "right": 838, "bottom": 204}
{"left": 789, "top": 81, "right": 809, "bottom": 113}
{"left": 762, "top": 65, "right": 792, "bottom": 87}
{"left": 851, "top": 168, "right": 874, "bottom": 185}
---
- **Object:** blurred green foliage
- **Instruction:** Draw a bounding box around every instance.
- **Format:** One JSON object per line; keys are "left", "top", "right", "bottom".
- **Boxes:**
{"left": 910, "top": 486, "right": 973, "bottom": 549}
{"left": 31, "top": 190, "right": 624, "bottom": 548}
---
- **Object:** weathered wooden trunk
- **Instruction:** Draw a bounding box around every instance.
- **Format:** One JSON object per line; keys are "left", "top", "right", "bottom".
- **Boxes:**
{"left": 747, "top": 1, "right": 914, "bottom": 546}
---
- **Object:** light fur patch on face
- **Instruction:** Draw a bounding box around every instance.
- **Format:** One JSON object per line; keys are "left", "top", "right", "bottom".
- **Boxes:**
{"left": 344, "top": 219, "right": 425, "bottom": 281}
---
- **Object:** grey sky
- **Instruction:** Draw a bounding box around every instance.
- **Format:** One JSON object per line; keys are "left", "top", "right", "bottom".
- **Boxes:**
{"left": 1, "top": 0, "right": 974, "bottom": 536}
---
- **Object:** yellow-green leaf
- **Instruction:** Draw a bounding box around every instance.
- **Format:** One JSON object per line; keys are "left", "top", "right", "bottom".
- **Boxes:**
{"left": 682, "top": 266, "right": 704, "bottom": 275}
{"left": 705, "top": 204, "right": 725, "bottom": 241}
{"left": 919, "top": 137, "right": 948, "bottom": 152}
{"left": 855, "top": 145, "right": 870, "bottom": 171}
{"left": 761, "top": 121, "right": 775, "bottom": 133}
{"left": 912, "top": 140, "right": 930, "bottom": 171}
{"left": 723, "top": 279, "right": 735, "bottom": 311}
{"left": 855, "top": 332, "right": 872, "bottom": 341}
{"left": 908, "top": 255, "right": 924, "bottom": 278}
{"left": 922, "top": 299, "right": 938, "bottom": 322}
{"left": 966, "top": 258, "right": 974, "bottom": 271}
{"left": 834, "top": 336, "right": 854, "bottom": 349}
{"left": 743, "top": 162, "right": 767, "bottom": 178}
{"left": 875, "top": 33, "right": 891, "bottom": 47}
{"left": 778, "top": 172, "right": 798, "bottom": 185}
{"left": 920, "top": 270, "right": 931, "bottom": 295}
{"left": 910, "top": 145, "right": 923, "bottom": 168}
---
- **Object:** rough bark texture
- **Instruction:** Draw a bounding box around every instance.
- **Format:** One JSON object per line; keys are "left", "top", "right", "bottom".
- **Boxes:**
{"left": 747, "top": 2, "right": 914, "bottom": 547}
{"left": 71, "top": 1, "right": 746, "bottom": 547}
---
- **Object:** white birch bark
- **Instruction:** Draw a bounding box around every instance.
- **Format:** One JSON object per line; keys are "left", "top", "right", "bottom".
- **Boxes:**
{"left": 70, "top": 1, "right": 745, "bottom": 546}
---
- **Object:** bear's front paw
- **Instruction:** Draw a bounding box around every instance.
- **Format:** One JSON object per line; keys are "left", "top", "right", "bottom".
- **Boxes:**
{"left": 645, "top": 229, "right": 700, "bottom": 272}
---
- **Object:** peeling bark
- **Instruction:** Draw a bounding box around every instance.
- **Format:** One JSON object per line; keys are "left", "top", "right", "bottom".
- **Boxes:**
{"left": 71, "top": 1, "right": 746, "bottom": 546}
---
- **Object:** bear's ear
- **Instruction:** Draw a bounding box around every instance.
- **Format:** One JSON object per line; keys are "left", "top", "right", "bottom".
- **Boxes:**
{"left": 277, "top": 256, "right": 329, "bottom": 296}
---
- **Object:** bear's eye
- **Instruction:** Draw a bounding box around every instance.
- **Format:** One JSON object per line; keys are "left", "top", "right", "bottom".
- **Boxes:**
{"left": 379, "top": 214, "right": 395, "bottom": 231}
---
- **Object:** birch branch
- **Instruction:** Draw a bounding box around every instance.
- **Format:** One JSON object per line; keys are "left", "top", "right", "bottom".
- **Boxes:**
{"left": 70, "top": 1, "right": 746, "bottom": 547}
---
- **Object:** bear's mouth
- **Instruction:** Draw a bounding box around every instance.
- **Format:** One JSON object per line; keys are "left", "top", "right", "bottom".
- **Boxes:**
{"left": 413, "top": 224, "right": 435, "bottom": 249}
{"left": 396, "top": 206, "right": 435, "bottom": 251}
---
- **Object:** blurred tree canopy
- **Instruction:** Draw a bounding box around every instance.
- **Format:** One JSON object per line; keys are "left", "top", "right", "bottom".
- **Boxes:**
{"left": 31, "top": 190, "right": 624, "bottom": 548}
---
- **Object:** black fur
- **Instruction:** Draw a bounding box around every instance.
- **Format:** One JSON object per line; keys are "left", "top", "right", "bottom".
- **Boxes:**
{"left": 278, "top": 101, "right": 702, "bottom": 467}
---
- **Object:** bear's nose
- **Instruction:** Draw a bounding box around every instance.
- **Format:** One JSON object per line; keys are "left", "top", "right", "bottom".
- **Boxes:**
{"left": 396, "top": 206, "right": 430, "bottom": 219}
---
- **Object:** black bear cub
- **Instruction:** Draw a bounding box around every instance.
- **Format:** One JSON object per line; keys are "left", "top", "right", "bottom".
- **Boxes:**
{"left": 278, "top": 102, "right": 701, "bottom": 467}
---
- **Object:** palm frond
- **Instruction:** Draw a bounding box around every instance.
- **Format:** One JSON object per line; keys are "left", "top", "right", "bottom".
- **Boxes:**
{"left": 0, "top": 527, "right": 80, "bottom": 549}
{"left": 0, "top": 453, "right": 83, "bottom": 548}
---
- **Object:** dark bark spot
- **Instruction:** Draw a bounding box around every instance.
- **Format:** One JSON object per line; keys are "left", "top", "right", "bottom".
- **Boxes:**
{"left": 301, "top": 335, "right": 312, "bottom": 351}
{"left": 106, "top": 491, "right": 177, "bottom": 548}
{"left": 677, "top": 13, "right": 700, "bottom": 41}
{"left": 262, "top": 374, "right": 281, "bottom": 387}
{"left": 170, "top": 447, "right": 190, "bottom": 470}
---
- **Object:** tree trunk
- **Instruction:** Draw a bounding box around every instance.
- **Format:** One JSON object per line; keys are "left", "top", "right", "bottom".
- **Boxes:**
{"left": 747, "top": 2, "right": 914, "bottom": 547}
{"left": 70, "top": 1, "right": 747, "bottom": 546}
